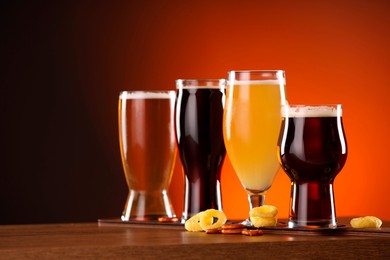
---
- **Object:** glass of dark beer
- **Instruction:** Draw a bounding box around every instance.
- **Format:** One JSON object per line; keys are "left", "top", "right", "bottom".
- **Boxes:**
{"left": 118, "top": 91, "right": 177, "bottom": 222}
{"left": 278, "top": 104, "right": 347, "bottom": 228}
{"left": 175, "top": 79, "right": 226, "bottom": 223}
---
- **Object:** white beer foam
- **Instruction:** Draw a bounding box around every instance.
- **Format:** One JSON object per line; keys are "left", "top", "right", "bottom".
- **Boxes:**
{"left": 283, "top": 105, "right": 341, "bottom": 117}
{"left": 120, "top": 91, "right": 175, "bottom": 99}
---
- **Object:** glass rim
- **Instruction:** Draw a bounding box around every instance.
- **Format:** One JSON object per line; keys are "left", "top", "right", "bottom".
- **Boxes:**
{"left": 176, "top": 79, "right": 226, "bottom": 89}
{"left": 119, "top": 90, "right": 176, "bottom": 99}
{"left": 284, "top": 104, "right": 343, "bottom": 108}
{"left": 227, "top": 70, "right": 286, "bottom": 84}
{"left": 282, "top": 104, "right": 343, "bottom": 117}
{"left": 176, "top": 79, "right": 226, "bottom": 83}
{"left": 228, "top": 70, "right": 285, "bottom": 73}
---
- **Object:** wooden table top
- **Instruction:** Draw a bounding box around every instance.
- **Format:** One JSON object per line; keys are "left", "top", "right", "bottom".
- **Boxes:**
{"left": 1, "top": 218, "right": 389, "bottom": 259}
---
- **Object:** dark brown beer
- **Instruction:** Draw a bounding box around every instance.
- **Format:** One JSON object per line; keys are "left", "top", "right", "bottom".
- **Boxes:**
{"left": 175, "top": 83, "right": 226, "bottom": 222}
{"left": 278, "top": 105, "right": 347, "bottom": 227}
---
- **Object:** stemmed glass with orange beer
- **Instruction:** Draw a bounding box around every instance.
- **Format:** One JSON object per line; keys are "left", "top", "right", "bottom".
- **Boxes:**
{"left": 223, "top": 70, "right": 287, "bottom": 225}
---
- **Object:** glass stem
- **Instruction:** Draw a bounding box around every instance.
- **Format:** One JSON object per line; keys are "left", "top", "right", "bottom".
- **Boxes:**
{"left": 248, "top": 194, "right": 266, "bottom": 209}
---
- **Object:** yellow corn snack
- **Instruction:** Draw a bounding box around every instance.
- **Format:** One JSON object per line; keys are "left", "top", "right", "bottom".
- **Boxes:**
{"left": 199, "top": 209, "right": 227, "bottom": 230}
{"left": 350, "top": 216, "right": 382, "bottom": 229}
{"left": 249, "top": 205, "right": 278, "bottom": 218}
{"left": 249, "top": 205, "right": 279, "bottom": 227}
{"left": 184, "top": 212, "right": 205, "bottom": 232}
{"left": 250, "top": 216, "right": 278, "bottom": 227}
{"left": 185, "top": 209, "right": 227, "bottom": 232}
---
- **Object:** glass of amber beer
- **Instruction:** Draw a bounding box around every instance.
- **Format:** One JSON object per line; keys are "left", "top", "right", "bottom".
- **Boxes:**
{"left": 118, "top": 91, "right": 177, "bottom": 221}
{"left": 223, "top": 70, "right": 287, "bottom": 225}
{"left": 175, "top": 79, "right": 226, "bottom": 223}
{"left": 278, "top": 104, "right": 347, "bottom": 228}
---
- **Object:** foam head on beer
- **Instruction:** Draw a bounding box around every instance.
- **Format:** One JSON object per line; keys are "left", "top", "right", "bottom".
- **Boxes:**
{"left": 119, "top": 91, "right": 175, "bottom": 100}
{"left": 282, "top": 105, "right": 342, "bottom": 118}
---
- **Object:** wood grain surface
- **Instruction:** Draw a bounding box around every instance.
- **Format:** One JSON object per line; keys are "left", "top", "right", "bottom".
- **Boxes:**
{"left": 1, "top": 219, "right": 389, "bottom": 259}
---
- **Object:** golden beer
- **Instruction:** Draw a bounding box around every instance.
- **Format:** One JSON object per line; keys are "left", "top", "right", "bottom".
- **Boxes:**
{"left": 224, "top": 80, "right": 283, "bottom": 193}
{"left": 118, "top": 91, "right": 176, "bottom": 221}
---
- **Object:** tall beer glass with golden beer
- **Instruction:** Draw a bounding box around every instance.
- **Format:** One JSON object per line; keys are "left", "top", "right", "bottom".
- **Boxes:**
{"left": 118, "top": 91, "right": 177, "bottom": 221}
{"left": 223, "top": 70, "right": 287, "bottom": 225}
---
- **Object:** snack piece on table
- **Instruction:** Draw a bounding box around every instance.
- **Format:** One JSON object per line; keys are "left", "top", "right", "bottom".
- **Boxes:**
{"left": 185, "top": 209, "right": 227, "bottom": 232}
{"left": 158, "top": 217, "right": 179, "bottom": 223}
{"left": 249, "top": 205, "right": 278, "bottom": 228}
{"left": 241, "top": 229, "right": 264, "bottom": 236}
{"left": 249, "top": 205, "right": 278, "bottom": 218}
{"left": 350, "top": 216, "right": 382, "bottom": 229}
{"left": 184, "top": 212, "right": 205, "bottom": 232}
{"left": 205, "top": 228, "right": 222, "bottom": 234}
{"left": 250, "top": 216, "right": 278, "bottom": 227}
{"left": 221, "top": 223, "right": 245, "bottom": 230}
{"left": 199, "top": 209, "right": 227, "bottom": 231}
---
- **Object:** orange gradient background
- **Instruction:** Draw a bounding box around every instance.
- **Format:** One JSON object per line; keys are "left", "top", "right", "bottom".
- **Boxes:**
{"left": 2, "top": 0, "right": 390, "bottom": 224}
{"left": 129, "top": 1, "right": 390, "bottom": 221}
